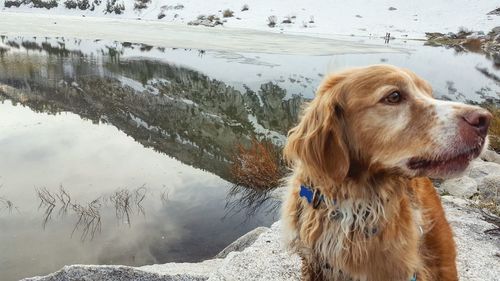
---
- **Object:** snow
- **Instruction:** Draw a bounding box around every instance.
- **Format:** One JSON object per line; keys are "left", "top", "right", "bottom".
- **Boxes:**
{"left": 0, "top": 12, "right": 403, "bottom": 56}
{"left": 0, "top": 0, "right": 498, "bottom": 39}
{"left": 117, "top": 75, "right": 147, "bottom": 93}
{"left": 247, "top": 114, "right": 286, "bottom": 145}
{"left": 181, "top": 98, "right": 198, "bottom": 106}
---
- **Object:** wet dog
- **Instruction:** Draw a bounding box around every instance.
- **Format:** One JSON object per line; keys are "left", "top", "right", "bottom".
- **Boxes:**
{"left": 282, "top": 65, "right": 491, "bottom": 281}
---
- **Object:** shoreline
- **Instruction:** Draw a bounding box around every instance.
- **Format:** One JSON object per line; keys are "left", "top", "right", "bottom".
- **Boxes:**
{"left": 0, "top": 12, "right": 406, "bottom": 56}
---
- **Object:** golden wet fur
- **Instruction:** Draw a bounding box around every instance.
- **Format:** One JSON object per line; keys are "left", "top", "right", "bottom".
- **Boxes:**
{"left": 282, "top": 65, "right": 491, "bottom": 281}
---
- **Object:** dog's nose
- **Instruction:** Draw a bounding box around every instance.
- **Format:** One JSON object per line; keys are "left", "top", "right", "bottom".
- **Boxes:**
{"left": 462, "top": 109, "right": 492, "bottom": 137}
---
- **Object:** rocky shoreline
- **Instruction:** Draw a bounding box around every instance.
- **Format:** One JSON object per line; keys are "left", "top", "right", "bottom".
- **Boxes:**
{"left": 24, "top": 152, "right": 500, "bottom": 281}
{"left": 425, "top": 26, "right": 500, "bottom": 66}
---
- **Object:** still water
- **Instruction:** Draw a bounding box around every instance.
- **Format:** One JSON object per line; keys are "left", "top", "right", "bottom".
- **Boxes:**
{"left": 0, "top": 36, "right": 498, "bottom": 280}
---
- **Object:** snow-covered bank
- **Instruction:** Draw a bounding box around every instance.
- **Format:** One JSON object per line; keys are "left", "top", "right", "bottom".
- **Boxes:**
{"left": 0, "top": 12, "right": 405, "bottom": 55}
{"left": 1, "top": 0, "right": 498, "bottom": 39}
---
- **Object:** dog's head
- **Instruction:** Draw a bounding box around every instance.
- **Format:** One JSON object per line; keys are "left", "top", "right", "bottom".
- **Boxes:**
{"left": 284, "top": 65, "right": 491, "bottom": 184}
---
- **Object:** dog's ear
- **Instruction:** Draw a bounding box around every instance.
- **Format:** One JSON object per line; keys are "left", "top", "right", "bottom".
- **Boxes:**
{"left": 284, "top": 75, "right": 350, "bottom": 184}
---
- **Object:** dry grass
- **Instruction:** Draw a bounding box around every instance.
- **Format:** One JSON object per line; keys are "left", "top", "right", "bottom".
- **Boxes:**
{"left": 56, "top": 185, "right": 72, "bottom": 215}
{"left": 35, "top": 185, "right": 151, "bottom": 240}
{"left": 36, "top": 187, "right": 56, "bottom": 229}
{"left": 71, "top": 199, "right": 102, "bottom": 240}
{"left": 483, "top": 103, "right": 500, "bottom": 152}
{"left": 223, "top": 9, "right": 234, "bottom": 18}
{"left": 462, "top": 38, "right": 483, "bottom": 53}
{"left": 0, "top": 184, "right": 16, "bottom": 213}
{"left": 230, "top": 138, "right": 284, "bottom": 191}
{"left": 480, "top": 209, "right": 500, "bottom": 236}
{"left": 160, "top": 189, "right": 169, "bottom": 206}
{"left": 475, "top": 199, "right": 500, "bottom": 217}
{"left": 110, "top": 189, "right": 133, "bottom": 225}
{"left": 226, "top": 138, "right": 284, "bottom": 219}
{"left": 0, "top": 196, "right": 16, "bottom": 213}
{"left": 134, "top": 186, "right": 147, "bottom": 215}
{"left": 268, "top": 16, "right": 277, "bottom": 27}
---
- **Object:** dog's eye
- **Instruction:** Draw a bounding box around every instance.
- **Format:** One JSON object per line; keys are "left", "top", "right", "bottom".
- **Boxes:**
{"left": 384, "top": 91, "right": 402, "bottom": 104}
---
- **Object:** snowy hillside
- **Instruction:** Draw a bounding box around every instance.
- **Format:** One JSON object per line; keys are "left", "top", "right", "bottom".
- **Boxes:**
{"left": 0, "top": 0, "right": 498, "bottom": 39}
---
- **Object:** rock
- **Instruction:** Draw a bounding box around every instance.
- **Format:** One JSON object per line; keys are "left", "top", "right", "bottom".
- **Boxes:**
{"left": 23, "top": 263, "right": 217, "bottom": 281}
{"left": 215, "top": 227, "right": 269, "bottom": 258}
{"left": 441, "top": 196, "right": 500, "bottom": 281}
{"left": 439, "top": 176, "right": 478, "bottom": 198}
{"left": 491, "top": 26, "right": 500, "bottom": 35}
{"left": 208, "top": 222, "right": 301, "bottom": 281}
{"left": 425, "top": 32, "right": 446, "bottom": 39}
{"left": 481, "top": 149, "right": 500, "bottom": 164}
{"left": 493, "top": 52, "right": 500, "bottom": 65}
{"left": 139, "top": 259, "right": 222, "bottom": 278}
{"left": 487, "top": 8, "right": 500, "bottom": 15}
{"left": 187, "top": 15, "right": 223, "bottom": 27}
{"left": 477, "top": 174, "right": 500, "bottom": 204}
{"left": 187, "top": 19, "right": 223, "bottom": 27}
{"left": 467, "top": 161, "right": 500, "bottom": 179}
{"left": 447, "top": 33, "right": 457, "bottom": 39}
{"left": 270, "top": 186, "right": 286, "bottom": 200}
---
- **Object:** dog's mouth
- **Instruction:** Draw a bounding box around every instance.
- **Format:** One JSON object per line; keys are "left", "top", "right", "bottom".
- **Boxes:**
{"left": 407, "top": 145, "right": 482, "bottom": 176}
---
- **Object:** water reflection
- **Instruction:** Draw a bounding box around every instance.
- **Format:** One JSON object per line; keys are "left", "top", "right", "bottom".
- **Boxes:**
{"left": 0, "top": 99, "right": 278, "bottom": 281}
{"left": 0, "top": 39, "right": 304, "bottom": 181}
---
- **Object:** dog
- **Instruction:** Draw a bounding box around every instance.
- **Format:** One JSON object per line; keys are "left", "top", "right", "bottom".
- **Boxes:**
{"left": 281, "top": 65, "right": 492, "bottom": 281}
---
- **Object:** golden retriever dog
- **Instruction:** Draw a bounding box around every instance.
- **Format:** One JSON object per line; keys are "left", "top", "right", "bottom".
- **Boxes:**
{"left": 281, "top": 65, "right": 492, "bottom": 281}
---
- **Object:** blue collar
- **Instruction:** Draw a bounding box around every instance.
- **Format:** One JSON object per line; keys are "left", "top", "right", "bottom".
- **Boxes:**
{"left": 299, "top": 184, "right": 325, "bottom": 208}
{"left": 299, "top": 184, "right": 316, "bottom": 204}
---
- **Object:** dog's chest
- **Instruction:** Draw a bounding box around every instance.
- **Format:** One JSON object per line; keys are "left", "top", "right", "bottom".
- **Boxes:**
{"left": 296, "top": 196, "right": 423, "bottom": 280}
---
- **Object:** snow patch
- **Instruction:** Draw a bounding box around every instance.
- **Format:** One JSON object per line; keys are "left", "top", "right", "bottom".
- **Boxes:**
{"left": 247, "top": 114, "right": 286, "bottom": 145}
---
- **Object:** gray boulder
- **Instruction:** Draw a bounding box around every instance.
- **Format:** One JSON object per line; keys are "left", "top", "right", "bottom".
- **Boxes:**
{"left": 208, "top": 222, "right": 300, "bottom": 281}
{"left": 477, "top": 174, "right": 500, "bottom": 204}
{"left": 481, "top": 149, "right": 500, "bottom": 165}
{"left": 442, "top": 196, "right": 500, "bottom": 281}
{"left": 187, "top": 15, "right": 223, "bottom": 27}
{"left": 215, "top": 227, "right": 269, "bottom": 259}
{"left": 22, "top": 263, "right": 217, "bottom": 281}
{"left": 439, "top": 176, "right": 478, "bottom": 198}
{"left": 467, "top": 160, "right": 500, "bottom": 179}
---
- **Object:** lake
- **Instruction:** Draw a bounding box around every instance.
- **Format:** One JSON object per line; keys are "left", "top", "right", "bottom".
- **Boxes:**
{"left": 0, "top": 35, "right": 498, "bottom": 281}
